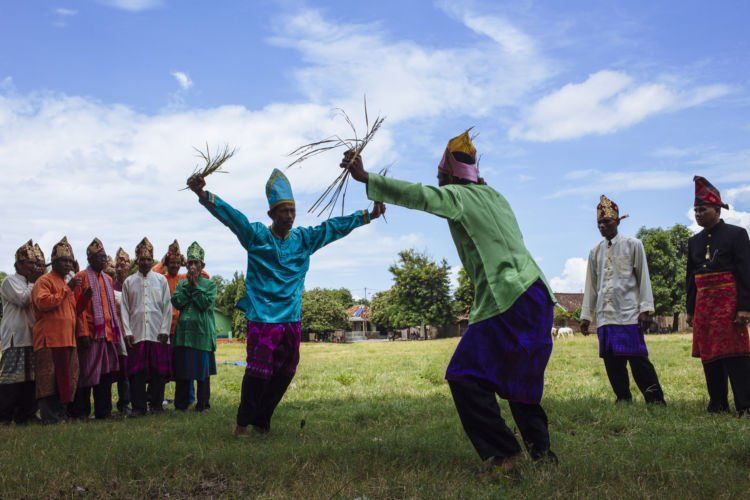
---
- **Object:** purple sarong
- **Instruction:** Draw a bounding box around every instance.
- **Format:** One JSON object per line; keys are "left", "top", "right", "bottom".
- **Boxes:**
{"left": 127, "top": 340, "right": 172, "bottom": 379}
{"left": 445, "top": 279, "right": 554, "bottom": 404}
{"left": 597, "top": 324, "right": 648, "bottom": 358}
{"left": 77, "top": 339, "right": 120, "bottom": 388}
{"left": 245, "top": 321, "right": 301, "bottom": 380}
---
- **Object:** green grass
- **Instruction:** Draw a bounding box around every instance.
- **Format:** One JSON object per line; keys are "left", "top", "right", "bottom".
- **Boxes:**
{"left": 1, "top": 335, "right": 749, "bottom": 498}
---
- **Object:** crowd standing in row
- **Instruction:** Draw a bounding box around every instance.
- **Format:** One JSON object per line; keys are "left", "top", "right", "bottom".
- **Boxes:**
{"left": 0, "top": 236, "right": 217, "bottom": 423}
{"left": 1, "top": 129, "right": 748, "bottom": 475}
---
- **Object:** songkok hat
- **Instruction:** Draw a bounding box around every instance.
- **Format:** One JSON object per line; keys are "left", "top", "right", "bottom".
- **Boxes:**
{"left": 437, "top": 128, "right": 479, "bottom": 183}
{"left": 186, "top": 241, "right": 205, "bottom": 262}
{"left": 51, "top": 236, "right": 75, "bottom": 261}
{"left": 693, "top": 176, "right": 728, "bottom": 209}
{"left": 104, "top": 256, "right": 116, "bottom": 276}
{"left": 86, "top": 237, "right": 106, "bottom": 258}
{"left": 15, "top": 240, "right": 36, "bottom": 263}
{"left": 33, "top": 243, "right": 46, "bottom": 265}
{"left": 266, "top": 169, "right": 295, "bottom": 210}
{"left": 167, "top": 239, "right": 186, "bottom": 265}
{"left": 597, "top": 195, "right": 628, "bottom": 221}
{"left": 135, "top": 237, "right": 154, "bottom": 260}
{"left": 115, "top": 247, "right": 130, "bottom": 266}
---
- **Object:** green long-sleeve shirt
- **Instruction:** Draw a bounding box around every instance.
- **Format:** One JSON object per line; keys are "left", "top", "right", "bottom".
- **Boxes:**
{"left": 171, "top": 277, "right": 217, "bottom": 352}
{"left": 367, "top": 174, "right": 554, "bottom": 324}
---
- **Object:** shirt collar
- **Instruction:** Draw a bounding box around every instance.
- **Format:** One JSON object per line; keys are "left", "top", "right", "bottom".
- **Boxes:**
{"left": 604, "top": 233, "right": 622, "bottom": 247}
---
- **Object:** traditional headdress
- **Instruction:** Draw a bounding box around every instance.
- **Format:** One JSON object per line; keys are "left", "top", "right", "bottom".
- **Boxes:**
{"left": 266, "top": 169, "right": 295, "bottom": 210}
{"left": 86, "top": 237, "right": 105, "bottom": 258}
{"left": 15, "top": 240, "right": 36, "bottom": 263}
{"left": 693, "top": 176, "right": 728, "bottom": 209}
{"left": 437, "top": 128, "right": 479, "bottom": 183}
{"left": 597, "top": 195, "right": 628, "bottom": 221}
{"left": 51, "top": 236, "right": 75, "bottom": 261}
{"left": 33, "top": 243, "right": 45, "bottom": 265}
{"left": 186, "top": 241, "right": 205, "bottom": 262}
{"left": 166, "top": 239, "right": 186, "bottom": 265}
{"left": 104, "top": 256, "right": 116, "bottom": 277}
{"left": 135, "top": 237, "right": 154, "bottom": 260}
{"left": 115, "top": 247, "right": 130, "bottom": 266}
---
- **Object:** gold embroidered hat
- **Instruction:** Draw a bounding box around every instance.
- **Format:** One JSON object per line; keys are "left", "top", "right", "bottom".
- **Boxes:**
{"left": 115, "top": 247, "right": 131, "bottom": 267}
{"left": 597, "top": 195, "right": 629, "bottom": 222}
{"left": 51, "top": 236, "right": 75, "bottom": 261}
{"left": 33, "top": 243, "right": 46, "bottom": 265}
{"left": 167, "top": 239, "right": 186, "bottom": 265}
{"left": 86, "top": 237, "right": 106, "bottom": 258}
{"left": 135, "top": 237, "right": 154, "bottom": 260}
{"left": 15, "top": 240, "right": 36, "bottom": 263}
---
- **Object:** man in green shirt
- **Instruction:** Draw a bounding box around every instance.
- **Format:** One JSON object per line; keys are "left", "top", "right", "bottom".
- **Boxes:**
{"left": 171, "top": 242, "right": 217, "bottom": 412}
{"left": 342, "top": 130, "right": 557, "bottom": 472}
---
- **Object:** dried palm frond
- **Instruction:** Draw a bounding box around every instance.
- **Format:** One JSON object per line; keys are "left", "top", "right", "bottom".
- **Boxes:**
{"left": 181, "top": 143, "right": 236, "bottom": 190}
{"left": 285, "top": 96, "right": 386, "bottom": 218}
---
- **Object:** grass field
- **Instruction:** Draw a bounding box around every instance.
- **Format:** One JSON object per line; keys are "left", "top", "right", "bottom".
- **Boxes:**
{"left": 1, "top": 334, "right": 749, "bottom": 499}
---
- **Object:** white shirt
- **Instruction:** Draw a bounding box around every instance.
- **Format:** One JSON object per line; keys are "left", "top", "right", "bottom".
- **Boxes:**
{"left": 121, "top": 271, "right": 173, "bottom": 344}
{"left": 581, "top": 234, "right": 655, "bottom": 327}
{"left": 0, "top": 274, "right": 36, "bottom": 351}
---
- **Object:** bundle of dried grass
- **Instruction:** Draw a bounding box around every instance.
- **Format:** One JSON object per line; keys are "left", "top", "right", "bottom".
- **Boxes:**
{"left": 285, "top": 97, "right": 385, "bottom": 218}
{"left": 182, "top": 143, "right": 236, "bottom": 190}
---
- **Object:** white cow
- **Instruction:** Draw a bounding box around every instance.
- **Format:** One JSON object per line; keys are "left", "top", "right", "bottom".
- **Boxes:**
{"left": 555, "top": 327, "right": 574, "bottom": 339}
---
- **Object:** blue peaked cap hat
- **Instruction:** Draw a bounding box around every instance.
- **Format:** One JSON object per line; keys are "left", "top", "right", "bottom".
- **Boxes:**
{"left": 266, "top": 168, "right": 295, "bottom": 210}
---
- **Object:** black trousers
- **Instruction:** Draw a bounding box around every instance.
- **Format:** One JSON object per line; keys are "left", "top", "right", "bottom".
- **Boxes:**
{"left": 38, "top": 395, "right": 67, "bottom": 424}
{"left": 116, "top": 376, "right": 131, "bottom": 412}
{"left": 703, "top": 356, "right": 750, "bottom": 413}
{"left": 174, "top": 378, "right": 211, "bottom": 411}
{"left": 448, "top": 379, "right": 552, "bottom": 461}
{"left": 69, "top": 373, "right": 113, "bottom": 419}
{"left": 602, "top": 355, "right": 665, "bottom": 403}
{"left": 129, "top": 372, "right": 166, "bottom": 414}
{"left": 0, "top": 381, "right": 37, "bottom": 424}
{"left": 236, "top": 372, "right": 294, "bottom": 430}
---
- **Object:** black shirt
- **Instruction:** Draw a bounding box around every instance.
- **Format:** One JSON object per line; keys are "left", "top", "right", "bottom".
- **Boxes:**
{"left": 686, "top": 220, "right": 750, "bottom": 314}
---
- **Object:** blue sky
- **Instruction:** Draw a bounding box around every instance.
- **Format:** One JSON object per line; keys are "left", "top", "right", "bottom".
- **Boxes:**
{"left": 2, "top": 0, "right": 749, "bottom": 298}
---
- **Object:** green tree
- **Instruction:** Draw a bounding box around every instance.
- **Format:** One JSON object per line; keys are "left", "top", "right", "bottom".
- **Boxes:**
{"left": 637, "top": 224, "right": 692, "bottom": 332}
{"left": 301, "top": 288, "right": 349, "bottom": 335}
{"left": 370, "top": 289, "right": 395, "bottom": 332}
{"left": 387, "top": 249, "right": 453, "bottom": 333}
{"left": 213, "top": 272, "right": 247, "bottom": 340}
{"left": 452, "top": 267, "right": 474, "bottom": 318}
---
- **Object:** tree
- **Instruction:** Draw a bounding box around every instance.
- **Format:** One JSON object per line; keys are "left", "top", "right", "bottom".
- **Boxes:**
{"left": 214, "top": 272, "right": 248, "bottom": 340}
{"left": 387, "top": 249, "right": 453, "bottom": 334}
{"left": 452, "top": 267, "right": 474, "bottom": 318}
{"left": 370, "top": 289, "right": 396, "bottom": 332}
{"left": 301, "top": 288, "right": 349, "bottom": 335}
{"left": 637, "top": 224, "right": 692, "bottom": 332}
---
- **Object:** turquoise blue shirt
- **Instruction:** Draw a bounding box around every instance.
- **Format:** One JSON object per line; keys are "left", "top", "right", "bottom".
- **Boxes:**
{"left": 200, "top": 192, "right": 370, "bottom": 323}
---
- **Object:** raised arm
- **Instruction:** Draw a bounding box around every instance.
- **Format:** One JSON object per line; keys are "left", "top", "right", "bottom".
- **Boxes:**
{"left": 367, "top": 174, "right": 463, "bottom": 220}
{"left": 299, "top": 210, "right": 371, "bottom": 255}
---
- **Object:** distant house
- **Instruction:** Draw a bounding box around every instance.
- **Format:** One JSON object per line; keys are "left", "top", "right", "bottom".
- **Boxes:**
{"left": 553, "top": 292, "right": 588, "bottom": 330}
{"left": 342, "top": 305, "right": 378, "bottom": 342}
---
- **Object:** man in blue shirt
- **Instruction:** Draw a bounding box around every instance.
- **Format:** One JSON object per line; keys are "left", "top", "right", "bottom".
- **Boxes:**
{"left": 187, "top": 169, "right": 384, "bottom": 436}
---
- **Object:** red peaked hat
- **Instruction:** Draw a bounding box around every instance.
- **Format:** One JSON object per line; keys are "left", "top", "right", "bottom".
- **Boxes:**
{"left": 694, "top": 176, "right": 728, "bottom": 209}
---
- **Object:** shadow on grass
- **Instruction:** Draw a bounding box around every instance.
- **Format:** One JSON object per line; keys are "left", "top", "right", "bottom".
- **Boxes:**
{"left": 0, "top": 391, "right": 747, "bottom": 499}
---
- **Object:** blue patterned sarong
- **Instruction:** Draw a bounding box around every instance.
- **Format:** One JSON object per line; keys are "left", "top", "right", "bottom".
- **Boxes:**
{"left": 445, "top": 279, "right": 554, "bottom": 404}
{"left": 597, "top": 324, "right": 649, "bottom": 358}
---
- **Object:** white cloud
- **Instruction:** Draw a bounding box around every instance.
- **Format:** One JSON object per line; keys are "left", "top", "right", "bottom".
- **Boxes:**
{"left": 171, "top": 71, "right": 193, "bottom": 91}
{"left": 55, "top": 8, "right": 77, "bottom": 16}
{"left": 551, "top": 169, "right": 691, "bottom": 198}
{"left": 269, "top": 8, "right": 552, "bottom": 123}
{"left": 726, "top": 185, "right": 750, "bottom": 207}
{"left": 98, "top": 0, "right": 162, "bottom": 12}
{"left": 550, "top": 257, "right": 587, "bottom": 293}
{"left": 510, "top": 70, "right": 730, "bottom": 141}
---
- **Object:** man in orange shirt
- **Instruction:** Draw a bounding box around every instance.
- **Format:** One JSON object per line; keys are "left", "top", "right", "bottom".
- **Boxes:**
{"left": 31, "top": 237, "right": 80, "bottom": 424}
{"left": 69, "top": 238, "right": 123, "bottom": 420}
